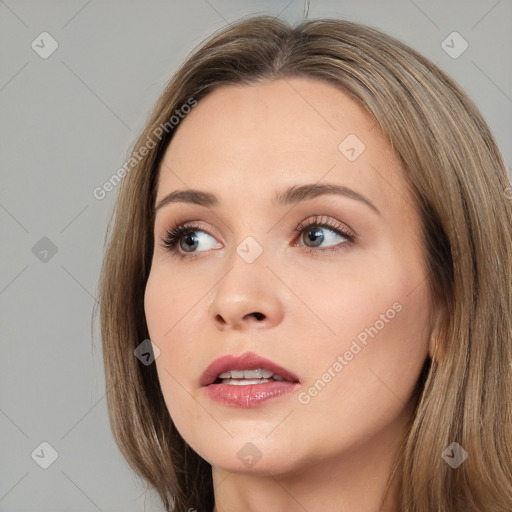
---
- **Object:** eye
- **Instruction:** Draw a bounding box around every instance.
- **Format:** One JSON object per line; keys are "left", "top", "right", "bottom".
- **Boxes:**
{"left": 294, "top": 216, "right": 355, "bottom": 251}
{"left": 160, "top": 223, "right": 221, "bottom": 257}
{"left": 160, "top": 216, "right": 355, "bottom": 260}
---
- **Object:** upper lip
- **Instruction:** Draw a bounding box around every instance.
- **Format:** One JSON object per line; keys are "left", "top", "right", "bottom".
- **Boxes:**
{"left": 200, "top": 352, "right": 300, "bottom": 387}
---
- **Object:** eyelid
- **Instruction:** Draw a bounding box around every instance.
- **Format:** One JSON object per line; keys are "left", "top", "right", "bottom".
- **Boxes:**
{"left": 294, "top": 215, "right": 356, "bottom": 241}
{"left": 160, "top": 220, "right": 221, "bottom": 243}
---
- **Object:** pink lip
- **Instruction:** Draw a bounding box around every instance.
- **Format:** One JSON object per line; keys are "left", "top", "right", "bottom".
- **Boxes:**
{"left": 205, "top": 380, "right": 300, "bottom": 407}
{"left": 200, "top": 352, "right": 301, "bottom": 408}
{"left": 200, "top": 352, "right": 300, "bottom": 387}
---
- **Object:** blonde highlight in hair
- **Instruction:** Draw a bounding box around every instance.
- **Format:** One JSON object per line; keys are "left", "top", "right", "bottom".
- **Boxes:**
{"left": 98, "top": 15, "right": 512, "bottom": 511}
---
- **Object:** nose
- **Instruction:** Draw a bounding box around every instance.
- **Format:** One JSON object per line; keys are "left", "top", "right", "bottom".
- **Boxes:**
{"left": 207, "top": 254, "right": 285, "bottom": 331}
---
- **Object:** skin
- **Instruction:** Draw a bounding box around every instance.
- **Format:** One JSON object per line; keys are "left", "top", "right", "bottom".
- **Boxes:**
{"left": 144, "top": 77, "right": 439, "bottom": 512}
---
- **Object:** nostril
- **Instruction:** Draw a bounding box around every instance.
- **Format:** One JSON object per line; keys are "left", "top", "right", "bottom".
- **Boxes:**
{"left": 215, "top": 314, "right": 226, "bottom": 325}
{"left": 252, "top": 312, "right": 265, "bottom": 321}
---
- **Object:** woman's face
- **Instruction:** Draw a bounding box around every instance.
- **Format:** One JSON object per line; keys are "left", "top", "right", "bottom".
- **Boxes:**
{"left": 144, "top": 77, "right": 435, "bottom": 475}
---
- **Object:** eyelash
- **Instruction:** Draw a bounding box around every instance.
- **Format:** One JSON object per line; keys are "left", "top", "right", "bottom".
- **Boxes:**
{"left": 159, "top": 216, "right": 356, "bottom": 260}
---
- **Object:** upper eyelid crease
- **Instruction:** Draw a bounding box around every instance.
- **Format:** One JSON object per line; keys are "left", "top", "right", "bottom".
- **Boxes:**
{"left": 154, "top": 183, "right": 380, "bottom": 216}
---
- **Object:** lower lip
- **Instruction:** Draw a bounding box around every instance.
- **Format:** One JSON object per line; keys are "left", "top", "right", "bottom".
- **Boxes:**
{"left": 204, "top": 381, "right": 300, "bottom": 407}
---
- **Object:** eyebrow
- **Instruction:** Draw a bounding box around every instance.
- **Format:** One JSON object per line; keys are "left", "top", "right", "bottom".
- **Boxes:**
{"left": 155, "top": 183, "right": 380, "bottom": 215}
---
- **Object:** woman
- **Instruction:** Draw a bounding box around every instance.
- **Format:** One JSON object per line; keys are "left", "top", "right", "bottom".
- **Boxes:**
{"left": 98, "top": 15, "right": 512, "bottom": 512}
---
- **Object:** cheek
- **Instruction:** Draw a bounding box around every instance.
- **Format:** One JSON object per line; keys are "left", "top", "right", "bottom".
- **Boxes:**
{"left": 144, "top": 268, "right": 206, "bottom": 421}
{"left": 293, "top": 254, "right": 431, "bottom": 433}
{"left": 144, "top": 266, "right": 205, "bottom": 341}
{"left": 308, "top": 238, "right": 430, "bottom": 351}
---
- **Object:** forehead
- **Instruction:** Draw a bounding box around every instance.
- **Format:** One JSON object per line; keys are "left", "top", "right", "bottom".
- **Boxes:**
{"left": 156, "top": 77, "right": 407, "bottom": 208}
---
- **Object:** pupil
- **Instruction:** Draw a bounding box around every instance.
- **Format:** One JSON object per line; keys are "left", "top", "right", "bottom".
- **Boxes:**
{"left": 306, "top": 228, "right": 324, "bottom": 247}
{"left": 181, "top": 233, "right": 199, "bottom": 252}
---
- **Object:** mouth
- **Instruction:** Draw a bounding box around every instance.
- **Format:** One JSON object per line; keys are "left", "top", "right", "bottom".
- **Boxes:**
{"left": 200, "top": 352, "right": 301, "bottom": 407}
{"left": 200, "top": 352, "right": 300, "bottom": 387}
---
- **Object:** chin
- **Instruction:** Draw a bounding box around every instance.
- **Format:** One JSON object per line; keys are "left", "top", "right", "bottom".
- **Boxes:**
{"left": 185, "top": 433, "right": 302, "bottom": 475}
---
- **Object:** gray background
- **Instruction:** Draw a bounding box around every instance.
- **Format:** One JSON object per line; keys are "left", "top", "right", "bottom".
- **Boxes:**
{"left": 1, "top": 1, "right": 510, "bottom": 511}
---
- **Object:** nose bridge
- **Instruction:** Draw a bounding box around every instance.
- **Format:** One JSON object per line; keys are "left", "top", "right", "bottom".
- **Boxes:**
{"left": 207, "top": 235, "right": 284, "bottom": 330}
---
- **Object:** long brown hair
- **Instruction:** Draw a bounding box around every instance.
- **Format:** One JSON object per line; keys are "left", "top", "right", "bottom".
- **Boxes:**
{"left": 97, "top": 15, "right": 512, "bottom": 511}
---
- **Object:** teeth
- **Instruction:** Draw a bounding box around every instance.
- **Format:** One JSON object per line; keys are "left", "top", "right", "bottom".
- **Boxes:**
{"left": 244, "top": 369, "right": 262, "bottom": 379}
{"left": 216, "top": 368, "right": 286, "bottom": 382}
{"left": 222, "top": 378, "right": 273, "bottom": 386}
